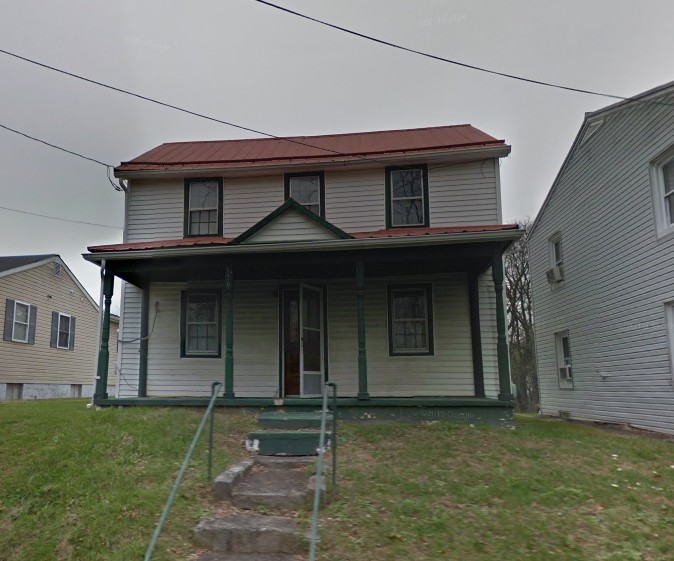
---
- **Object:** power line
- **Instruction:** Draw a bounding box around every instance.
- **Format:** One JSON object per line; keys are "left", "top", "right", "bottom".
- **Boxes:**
{"left": 0, "top": 204, "right": 123, "bottom": 229}
{"left": 251, "top": 0, "right": 629, "bottom": 101}
{"left": 0, "top": 122, "right": 113, "bottom": 168}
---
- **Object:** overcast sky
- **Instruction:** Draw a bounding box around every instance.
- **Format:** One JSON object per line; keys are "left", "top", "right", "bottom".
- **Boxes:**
{"left": 1, "top": 0, "right": 673, "bottom": 306}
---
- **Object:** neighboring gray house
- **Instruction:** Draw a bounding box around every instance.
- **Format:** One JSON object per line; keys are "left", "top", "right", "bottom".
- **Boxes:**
{"left": 83, "top": 124, "right": 522, "bottom": 424}
{"left": 0, "top": 254, "right": 118, "bottom": 400}
{"left": 529, "top": 82, "right": 674, "bottom": 434}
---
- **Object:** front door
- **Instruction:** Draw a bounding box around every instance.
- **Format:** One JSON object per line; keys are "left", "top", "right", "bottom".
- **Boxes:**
{"left": 281, "top": 284, "right": 324, "bottom": 397}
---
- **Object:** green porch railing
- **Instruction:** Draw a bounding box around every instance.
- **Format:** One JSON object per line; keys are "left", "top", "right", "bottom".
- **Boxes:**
{"left": 309, "top": 381, "right": 337, "bottom": 561}
{"left": 144, "top": 381, "right": 222, "bottom": 561}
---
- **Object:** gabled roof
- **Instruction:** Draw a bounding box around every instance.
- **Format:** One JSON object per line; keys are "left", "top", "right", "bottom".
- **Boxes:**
{"left": 0, "top": 254, "right": 56, "bottom": 274}
{"left": 115, "top": 124, "right": 508, "bottom": 174}
{"left": 230, "top": 199, "right": 352, "bottom": 244}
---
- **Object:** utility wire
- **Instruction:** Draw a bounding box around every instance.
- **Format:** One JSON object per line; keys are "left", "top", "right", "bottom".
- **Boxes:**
{"left": 0, "top": 204, "right": 123, "bottom": 229}
{"left": 251, "top": 0, "right": 629, "bottom": 101}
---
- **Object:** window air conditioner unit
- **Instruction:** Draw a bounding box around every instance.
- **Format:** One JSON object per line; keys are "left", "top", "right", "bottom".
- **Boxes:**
{"left": 546, "top": 266, "right": 564, "bottom": 284}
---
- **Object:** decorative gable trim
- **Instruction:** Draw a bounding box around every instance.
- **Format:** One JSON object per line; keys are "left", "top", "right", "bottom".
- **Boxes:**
{"left": 230, "top": 199, "right": 352, "bottom": 245}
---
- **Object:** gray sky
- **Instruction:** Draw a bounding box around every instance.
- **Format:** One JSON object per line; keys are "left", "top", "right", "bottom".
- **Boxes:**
{"left": 1, "top": 0, "right": 673, "bottom": 306}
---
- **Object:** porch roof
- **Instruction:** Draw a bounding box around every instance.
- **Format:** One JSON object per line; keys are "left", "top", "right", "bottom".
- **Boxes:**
{"left": 86, "top": 224, "right": 521, "bottom": 257}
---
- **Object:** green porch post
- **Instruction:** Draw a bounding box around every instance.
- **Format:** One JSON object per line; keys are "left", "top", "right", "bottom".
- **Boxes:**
{"left": 356, "top": 259, "right": 369, "bottom": 400}
{"left": 224, "top": 264, "right": 235, "bottom": 399}
{"left": 94, "top": 267, "right": 114, "bottom": 402}
{"left": 137, "top": 285, "right": 150, "bottom": 398}
{"left": 492, "top": 246, "right": 514, "bottom": 401}
{"left": 468, "top": 272, "right": 486, "bottom": 398}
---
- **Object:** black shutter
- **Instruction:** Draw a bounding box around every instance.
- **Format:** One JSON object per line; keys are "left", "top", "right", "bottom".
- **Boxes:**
{"left": 50, "top": 312, "right": 59, "bottom": 348}
{"left": 27, "top": 305, "right": 37, "bottom": 345}
{"left": 68, "top": 316, "right": 76, "bottom": 350}
{"left": 3, "top": 299, "right": 15, "bottom": 341}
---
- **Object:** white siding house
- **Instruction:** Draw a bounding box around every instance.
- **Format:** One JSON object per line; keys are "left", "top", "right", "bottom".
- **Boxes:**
{"left": 529, "top": 82, "right": 674, "bottom": 434}
{"left": 86, "top": 125, "right": 521, "bottom": 423}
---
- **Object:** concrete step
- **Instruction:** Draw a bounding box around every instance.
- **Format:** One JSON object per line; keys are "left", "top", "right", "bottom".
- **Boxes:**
{"left": 232, "top": 460, "right": 312, "bottom": 509}
{"left": 246, "top": 431, "right": 331, "bottom": 456}
{"left": 258, "top": 411, "right": 333, "bottom": 430}
{"left": 194, "top": 513, "right": 302, "bottom": 555}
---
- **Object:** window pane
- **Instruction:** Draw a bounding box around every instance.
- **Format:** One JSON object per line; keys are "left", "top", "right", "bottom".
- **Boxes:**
{"left": 561, "top": 336, "right": 571, "bottom": 362}
{"left": 302, "top": 289, "right": 321, "bottom": 330}
{"left": 15, "top": 303, "right": 29, "bottom": 323}
{"left": 290, "top": 176, "right": 320, "bottom": 205}
{"left": 663, "top": 161, "right": 674, "bottom": 195}
{"left": 14, "top": 323, "right": 27, "bottom": 341}
{"left": 302, "top": 328, "right": 321, "bottom": 372}
{"left": 666, "top": 193, "right": 674, "bottom": 225}
{"left": 185, "top": 293, "right": 218, "bottom": 354}
{"left": 391, "top": 169, "right": 422, "bottom": 198}
{"left": 190, "top": 182, "right": 218, "bottom": 209}
{"left": 58, "top": 330, "right": 69, "bottom": 348}
{"left": 554, "top": 240, "right": 563, "bottom": 265}
{"left": 59, "top": 315, "right": 71, "bottom": 334}
{"left": 393, "top": 291, "right": 426, "bottom": 319}
{"left": 392, "top": 199, "right": 424, "bottom": 226}
{"left": 189, "top": 209, "right": 218, "bottom": 235}
{"left": 393, "top": 320, "right": 427, "bottom": 351}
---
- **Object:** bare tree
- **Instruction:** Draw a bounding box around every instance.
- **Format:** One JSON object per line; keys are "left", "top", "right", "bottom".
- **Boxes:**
{"left": 504, "top": 218, "right": 539, "bottom": 412}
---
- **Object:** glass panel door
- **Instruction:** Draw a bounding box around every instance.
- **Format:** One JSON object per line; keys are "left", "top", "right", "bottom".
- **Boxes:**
{"left": 300, "top": 284, "right": 323, "bottom": 397}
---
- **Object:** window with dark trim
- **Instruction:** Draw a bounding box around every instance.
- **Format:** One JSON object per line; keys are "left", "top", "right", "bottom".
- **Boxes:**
{"left": 284, "top": 172, "right": 325, "bottom": 217}
{"left": 184, "top": 178, "right": 223, "bottom": 237}
{"left": 50, "top": 311, "right": 76, "bottom": 350}
{"left": 388, "top": 284, "right": 434, "bottom": 355}
{"left": 3, "top": 299, "right": 37, "bottom": 345}
{"left": 385, "top": 165, "right": 429, "bottom": 228}
{"left": 181, "top": 290, "right": 222, "bottom": 358}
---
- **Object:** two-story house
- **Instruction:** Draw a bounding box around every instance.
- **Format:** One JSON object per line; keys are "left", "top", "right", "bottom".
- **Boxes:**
{"left": 84, "top": 124, "right": 522, "bottom": 423}
{"left": 529, "top": 81, "right": 674, "bottom": 434}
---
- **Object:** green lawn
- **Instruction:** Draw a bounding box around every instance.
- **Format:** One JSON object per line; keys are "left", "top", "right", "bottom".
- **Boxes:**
{"left": 0, "top": 402, "right": 673, "bottom": 561}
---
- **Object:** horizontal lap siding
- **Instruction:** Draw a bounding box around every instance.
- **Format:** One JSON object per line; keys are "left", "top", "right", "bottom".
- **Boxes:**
{"left": 223, "top": 176, "right": 284, "bottom": 237}
{"left": 117, "top": 282, "right": 141, "bottom": 397}
{"left": 127, "top": 180, "right": 184, "bottom": 242}
{"left": 243, "top": 210, "right": 340, "bottom": 243}
{"left": 530, "top": 91, "right": 674, "bottom": 434}
{"left": 325, "top": 169, "right": 385, "bottom": 232}
{"left": 0, "top": 264, "right": 100, "bottom": 385}
{"left": 478, "top": 269, "right": 500, "bottom": 399}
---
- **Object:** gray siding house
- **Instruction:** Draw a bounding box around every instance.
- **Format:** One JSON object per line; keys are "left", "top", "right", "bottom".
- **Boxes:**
{"left": 529, "top": 82, "right": 674, "bottom": 434}
{"left": 0, "top": 254, "right": 118, "bottom": 399}
{"left": 84, "top": 125, "right": 522, "bottom": 423}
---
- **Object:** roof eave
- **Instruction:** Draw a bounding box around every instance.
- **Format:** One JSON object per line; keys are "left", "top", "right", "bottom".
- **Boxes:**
{"left": 83, "top": 229, "right": 523, "bottom": 264}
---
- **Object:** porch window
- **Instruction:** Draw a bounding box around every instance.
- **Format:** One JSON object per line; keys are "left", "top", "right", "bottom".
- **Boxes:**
{"left": 181, "top": 290, "right": 221, "bottom": 357}
{"left": 50, "top": 312, "right": 76, "bottom": 350}
{"left": 386, "top": 165, "right": 429, "bottom": 228}
{"left": 184, "top": 179, "right": 223, "bottom": 237}
{"left": 388, "top": 284, "right": 434, "bottom": 355}
{"left": 555, "top": 330, "right": 573, "bottom": 388}
{"left": 284, "top": 172, "right": 325, "bottom": 217}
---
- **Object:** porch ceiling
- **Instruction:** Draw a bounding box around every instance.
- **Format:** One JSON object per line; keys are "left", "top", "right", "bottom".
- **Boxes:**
{"left": 102, "top": 242, "right": 501, "bottom": 287}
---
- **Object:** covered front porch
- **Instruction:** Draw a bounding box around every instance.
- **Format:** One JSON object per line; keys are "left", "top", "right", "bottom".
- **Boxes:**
{"left": 86, "top": 225, "right": 519, "bottom": 424}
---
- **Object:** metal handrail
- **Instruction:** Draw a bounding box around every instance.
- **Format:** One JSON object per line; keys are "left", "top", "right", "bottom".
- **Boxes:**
{"left": 309, "top": 381, "right": 337, "bottom": 561}
{"left": 144, "top": 381, "right": 222, "bottom": 561}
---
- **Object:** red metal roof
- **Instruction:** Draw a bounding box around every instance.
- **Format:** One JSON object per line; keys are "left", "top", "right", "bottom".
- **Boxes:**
{"left": 88, "top": 225, "right": 519, "bottom": 253}
{"left": 116, "top": 125, "right": 506, "bottom": 173}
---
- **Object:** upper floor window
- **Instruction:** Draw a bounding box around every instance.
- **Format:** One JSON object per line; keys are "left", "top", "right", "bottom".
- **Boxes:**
{"left": 51, "top": 312, "right": 76, "bottom": 350}
{"left": 184, "top": 178, "right": 223, "bottom": 237}
{"left": 388, "top": 284, "right": 434, "bottom": 355}
{"left": 3, "top": 299, "right": 36, "bottom": 344}
{"left": 284, "top": 172, "right": 325, "bottom": 217}
{"left": 650, "top": 150, "right": 674, "bottom": 239}
{"left": 550, "top": 234, "right": 563, "bottom": 267}
{"left": 386, "top": 165, "right": 429, "bottom": 228}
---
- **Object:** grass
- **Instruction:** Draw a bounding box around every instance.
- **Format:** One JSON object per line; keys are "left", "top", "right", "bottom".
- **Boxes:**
{"left": 1, "top": 403, "right": 673, "bottom": 561}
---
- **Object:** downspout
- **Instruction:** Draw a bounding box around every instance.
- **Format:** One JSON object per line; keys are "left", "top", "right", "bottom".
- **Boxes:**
{"left": 87, "top": 258, "right": 106, "bottom": 409}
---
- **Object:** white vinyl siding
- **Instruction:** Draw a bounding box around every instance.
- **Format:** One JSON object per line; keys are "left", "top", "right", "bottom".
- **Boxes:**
{"left": 0, "top": 263, "right": 107, "bottom": 386}
{"left": 117, "top": 274, "right": 501, "bottom": 399}
{"left": 530, "top": 88, "right": 674, "bottom": 434}
{"left": 127, "top": 179, "right": 184, "bottom": 242}
{"left": 223, "top": 176, "right": 284, "bottom": 238}
{"left": 241, "top": 209, "right": 341, "bottom": 244}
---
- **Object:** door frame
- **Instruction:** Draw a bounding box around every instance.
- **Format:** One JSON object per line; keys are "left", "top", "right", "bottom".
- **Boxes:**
{"left": 278, "top": 283, "right": 329, "bottom": 398}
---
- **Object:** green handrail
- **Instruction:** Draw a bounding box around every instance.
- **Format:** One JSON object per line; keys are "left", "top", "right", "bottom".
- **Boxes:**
{"left": 144, "top": 381, "right": 222, "bottom": 561}
{"left": 309, "top": 381, "right": 337, "bottom": 561}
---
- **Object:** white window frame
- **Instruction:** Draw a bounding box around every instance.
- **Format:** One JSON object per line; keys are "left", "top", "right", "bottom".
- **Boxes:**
{"left": 555, "top": 330, "right": 573, "bottom": 388}
{"left": 56, "top": 313, "right": 71, "bottom": 349}
{"left": 666, "top": 301, "right": 674, "bottom": 384}
{"left": 650, "top": 148, "right": 674, "bottom": 239}
{"left": 549, "top": 233, "right": 563, "bottom": 268}
{"left": 12, "top": 300, "right": 30, "bottom": 343}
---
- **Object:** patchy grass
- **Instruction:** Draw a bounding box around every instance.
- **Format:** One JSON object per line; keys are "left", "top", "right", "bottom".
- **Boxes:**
{"left": 318, "top": 416, "right": 674, "bottom": 561}
{"left": 1, "top": 404, "right": 673, "bottom": 561}
{"left": 0, "top": 399, "right": 256, "bottom": 561}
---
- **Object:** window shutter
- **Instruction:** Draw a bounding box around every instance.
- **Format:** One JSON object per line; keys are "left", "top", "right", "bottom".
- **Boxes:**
{"left": 68, "top": 316, "right": 76, "bottom": 350}
{"left": 50, "top": 312, "right": 59, "bottom": 348}
{"left": 27, "top": 305, "right": 37, "bottom": 345}
{"left": 3, "top": 299, "right": 15, "bottom": 342}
